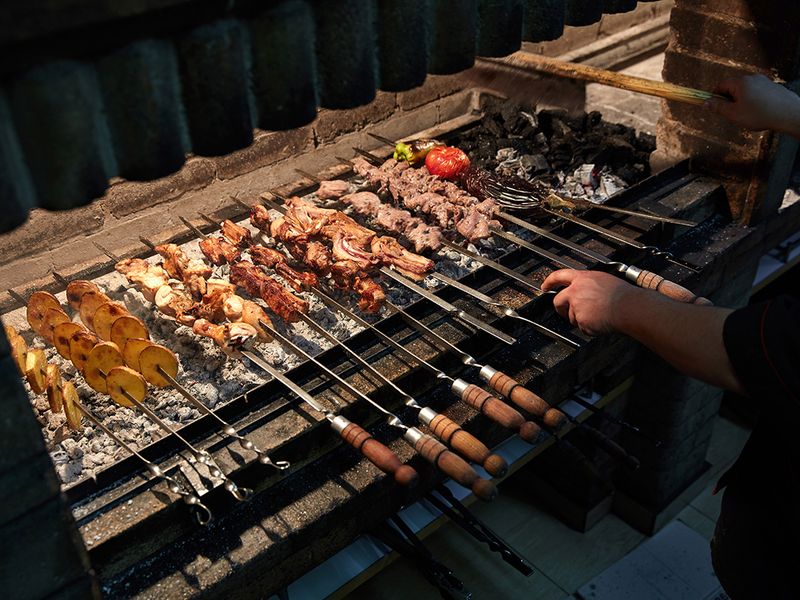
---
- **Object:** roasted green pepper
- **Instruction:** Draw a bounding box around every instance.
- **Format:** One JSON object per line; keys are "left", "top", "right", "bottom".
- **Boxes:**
{"left": 393, "top": 139, "right": 443, "bottom": 165}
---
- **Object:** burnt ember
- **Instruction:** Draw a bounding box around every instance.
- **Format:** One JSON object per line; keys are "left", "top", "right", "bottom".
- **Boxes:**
{"left": 450, "top": 97, "right": 656, "bottom": 198}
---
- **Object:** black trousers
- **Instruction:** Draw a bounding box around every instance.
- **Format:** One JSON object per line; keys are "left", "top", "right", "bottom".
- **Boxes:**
{"left": 711, "top": 482, "right": 795, "bottom": 599}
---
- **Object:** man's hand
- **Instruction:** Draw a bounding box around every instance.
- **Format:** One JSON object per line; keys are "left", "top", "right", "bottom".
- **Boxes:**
{"left": 705, "top": 74, "right": 800, "bottom": 137}
{"left": 541, "top": 269, "right": 640, "bottom": 337}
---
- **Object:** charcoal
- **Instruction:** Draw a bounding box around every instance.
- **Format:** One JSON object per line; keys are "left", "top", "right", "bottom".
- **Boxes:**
{"left": 520, "top": 153, "right": 550, "bottom": 174}
{"left": 637, "top": 131, "right": 657, "bottom": 152}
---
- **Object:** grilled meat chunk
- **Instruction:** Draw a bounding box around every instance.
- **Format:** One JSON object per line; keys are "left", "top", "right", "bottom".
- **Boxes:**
{"left": 316, "top": 179, "right": 350, "bottom": 200}
{"left": 222, "top": 296, "right": 273, "bottom": 342}
{"left": 220, "top": 219, "right": 253, "bottom": 248}
{"left": 155, "top": 243, "right": 211, "bottom": 299}
{"left": 199, "top": 236, "right": 242, "bottom": 265}
{"left": 250, "top": 204, "right": 272, "bottom": 232}
{"left": 249, "top": 245, "right": 318, "bottom": 291}
{"left": 115, "top": 258, "right": 170, "bottom": 302}
{"left": 154, "top": 283, "right": 197, "bottom": 324}
{"left": 229, "top": 261, "right": 308, "bottom": 323}
{"left": 192, "top": 318, "right": 258, "bottom": 357}
{"left": 371, "top": 236, "right": 433, "bottom": 280}
{"left": 329, "top": 260, "right": 385, "bottom": 313}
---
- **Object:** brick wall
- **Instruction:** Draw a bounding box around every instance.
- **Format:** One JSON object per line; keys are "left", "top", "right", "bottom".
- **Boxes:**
{"left": 651, "top": 0, "right": 800, "bottom": 223}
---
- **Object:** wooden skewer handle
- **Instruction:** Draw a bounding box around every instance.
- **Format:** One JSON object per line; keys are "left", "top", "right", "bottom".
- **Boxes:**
{"left": 421, "top": 408, "right": 508, "bottom": 477}
{"left": 453, "top": 379, "right": 542, "bottom": 442}
{"left": 405, "top": 428, "right": 498, "bottom": 501}
{"left": 497, "top": 53, "right": 727, "bottom": 107}
{"left": 334, "top": 416, "right": 419, "bottom": 487}
{"left": 626, "top": 268, "right": 713, "bottom": 305}
{"left": 479, "top": 368, "right": 568, "bottom": 430}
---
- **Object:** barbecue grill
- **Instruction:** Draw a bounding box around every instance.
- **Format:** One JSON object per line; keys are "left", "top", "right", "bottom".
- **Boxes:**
{"left": 2, "top": 1, "right": 799, "bottom": 599}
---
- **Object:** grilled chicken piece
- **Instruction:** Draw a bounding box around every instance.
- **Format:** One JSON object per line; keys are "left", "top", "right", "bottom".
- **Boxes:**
{"left": 250, "top": 204, "right": 272, "bottom": 232}
{"left": 222, "top": 296, "right": 273, "bottom": 342}
{"left": 316, "top": 179, "right": 350, "bottom": 200}
{"left": 329, "top": 261, "right": 386, "bottom": 313}
{"left": 331, "top": 232, "right": 380, "bottom": 270}
{"left": 199, "top": 236, "right": 242, "bottom": 265}
{"left": 371, "top": 236, "right": 433, "bottom": 281}
{"left": 220, "top": 219, "right": 253, "bottom": 248}
{"left": 304, "top": 241, "right": 333, "bottom": 275}
{"left": 155, "top": 244, "right": 212, "bottom": 299}
{"left": 115, "top": 258, "right": 170, "bottom": 302}
{"left": 249, "top": 245, "right": 318, "bottom": 291}
{"left": 319, "top": 213, "right": 375, "bottom": 249}
{"left": 229, "top": 261, "right": 308, "bottom": 323}
{"left": 192, "top": 319, "right": 258, "bottom": 357}
{"left": 195, "top": 284, "right": 236, "bottom": 323}
{"left": 270, "top": 216, "right": 309, "bottom": 245}
{"left": 154, "top": 284, "right": 197, "bottom": 325}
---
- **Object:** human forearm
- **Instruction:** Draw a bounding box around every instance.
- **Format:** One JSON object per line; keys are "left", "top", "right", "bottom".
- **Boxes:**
{"left": 613, "top": 288, "right": 746, "bottom": 395}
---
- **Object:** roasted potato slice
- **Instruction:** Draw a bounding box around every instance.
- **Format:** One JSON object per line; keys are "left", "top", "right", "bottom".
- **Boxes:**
{"left": 46, "top": 364, "right": 63, "bottom": 413}
{"left": 26, "top": 291, "right": 62, "bottom": 335}
{"left": 25, "top": 348, "right": 48, "bottom": 394}
{"left": 79, "top": 290, "right": 111, "bottom": 331}
{"left": 83, "top": 342, "right": 124, "bottom": 393}
{"left": 69, "top": 330, "right": 99, "bottom": 373}
{"left": 93, "top": 301, "right": 129, "bottom": 341}
{"left": 123, "top": 338, "right": 155, "bottom": 371}
{"left": 4, "top": 323, "right": 21, "bottom": 343}
{"left": 40, "top": 308, "right": 71, "bottom": 344}
{"left": 66, "top": 280, "right": 100, "bottom": 310}
{"left": 110, "top": 315, "right": 149, "bottom": 349}
{"left": 61, "top": 381, "right": 83, "bottom": 431}
{"left": 138, "top": 344, "right": 178, "bottom": 388}
{"left": 107, "top": 366, "right": 147, "bottom": 408}
{"left": 9, "top": 334, "right": 27, "bottom": 375}
{"left": 53, "top": 322, "right": 83, "bottom": 359}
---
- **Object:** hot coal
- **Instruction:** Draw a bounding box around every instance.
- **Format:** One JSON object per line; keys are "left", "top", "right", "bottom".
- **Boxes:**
{"left": 450, "top": 97, "right": 656, "bottom": 194}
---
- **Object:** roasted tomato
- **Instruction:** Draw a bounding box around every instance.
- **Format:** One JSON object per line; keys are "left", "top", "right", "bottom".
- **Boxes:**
{"left": 424, "top": 146, "right": 471, "bottom": 180}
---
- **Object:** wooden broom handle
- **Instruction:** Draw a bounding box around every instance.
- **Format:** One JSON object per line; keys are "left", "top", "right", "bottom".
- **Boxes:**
{"left": 492, "top": 53, "right": 729, "bottom": 107}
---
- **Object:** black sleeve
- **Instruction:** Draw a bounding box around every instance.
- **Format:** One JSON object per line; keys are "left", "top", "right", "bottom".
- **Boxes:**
{"left": 723, "top": 294, "right": 800, "bottom": 412}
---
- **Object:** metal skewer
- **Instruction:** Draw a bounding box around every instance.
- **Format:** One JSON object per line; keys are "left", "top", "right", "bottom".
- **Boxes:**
{"left": 259, "top": 196, "right": 518, "bottom": 346}
{"left": 290, "top": 170, "right": 581, "bottom": 349}
{"left": 257, "top": 319, "right": 498, "bottom": 500}
{"left": 119, "top": 238, "right": 418, "bottom": 487}
{"left": 178, "top": 215, "right": 504, "bottom": 475}
{"left": 93, "top": 242, "right": 291, "bottom": 472}
{"left": 73, "top": 396, "right": 213, "bottom": 524}
{"left": 240, "top": 348, "right": 419, "bottom": 487}
{"left": 97, "top": 368, "right": 253, "bottom": 501}
{"left": 310, "top": 287, "right": 542, "bottom": 443}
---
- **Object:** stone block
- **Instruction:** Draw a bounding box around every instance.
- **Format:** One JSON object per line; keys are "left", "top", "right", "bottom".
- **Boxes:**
{"left": 103, "top": 156, "right": 216, "bottom": 218}
{"left": 0, "top": 204, "right": 104, "bottom": 267}
{"left": 0, "top": 354, "right": 47, "bottom": 473}
{"left": 213, "top": 128, "right": 314, "bottom": 180}
{"left": 313, "top": 92, "right": 398, "bottom": 144}
{"left": 396, "top": 74, "right": 468, "bottom": 112}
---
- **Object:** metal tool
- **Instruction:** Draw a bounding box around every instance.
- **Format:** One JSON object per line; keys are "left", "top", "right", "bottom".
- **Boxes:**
{"left": 489, "top": 227, "right": 712, "bottom": 305}
{"left": 257, "top": 318, "right": 498, "bottom": 500}
{"left": 240, "top": 348, "right": 419, "bottom": 486}
{"left": 73, "top": 396, "right": 213, "bottom": 525}
{"left": 291, "top": 169, "right": 581, "bottom": 349}
{"left": 428, "top": 484, "right": 534, "bottom": 576}
{"left": 177, "top": 216, "right": 504, "bottom": 476}
{"left": 372, "top": 516, "right": 471, "bottom": 600}
{"left": 259, "top": 196, "right": 518, "bottom": 346}
{"left": 93, "top": 242, "right": 291, "bottom": 472}
{"left": 311, "top": 286, "right": 542, "bottom": 444}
